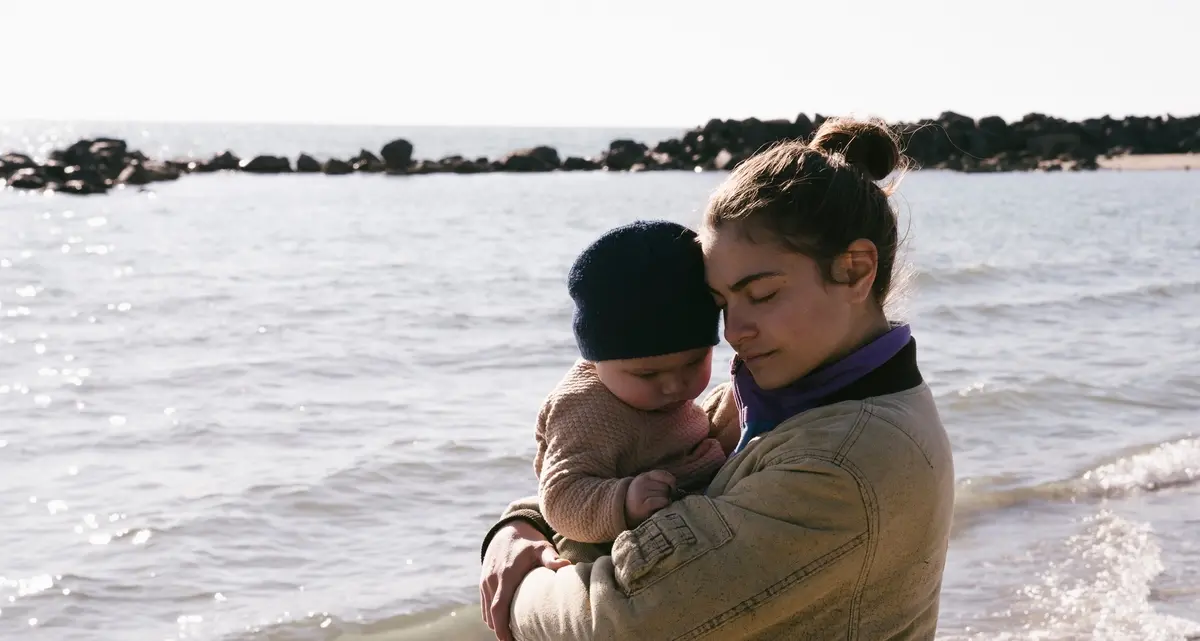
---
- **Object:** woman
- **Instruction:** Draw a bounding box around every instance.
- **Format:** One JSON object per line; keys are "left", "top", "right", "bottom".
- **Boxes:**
{"left": 479, "top": 117, "right": 955, "bottom": 641}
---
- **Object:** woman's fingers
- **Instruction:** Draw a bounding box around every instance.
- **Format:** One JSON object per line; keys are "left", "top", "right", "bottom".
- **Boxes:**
{"left": 540, "top": 544, "right": 571, "bottom": 570}
{"left": 491, "top": 591, "right": 513, "bottom": 641}
{"left": 479, "top": 521, "right": 559, "bottom": 640}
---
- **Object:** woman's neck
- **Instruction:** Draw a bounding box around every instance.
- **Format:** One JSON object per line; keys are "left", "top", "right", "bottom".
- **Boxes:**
{"left": 823, "top": 309, "right": 893, "bottom": 372}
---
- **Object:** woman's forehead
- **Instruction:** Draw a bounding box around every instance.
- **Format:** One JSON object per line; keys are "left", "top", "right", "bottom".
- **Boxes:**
{"left": 703, "top": 228, "right": 785, "bottom": 273}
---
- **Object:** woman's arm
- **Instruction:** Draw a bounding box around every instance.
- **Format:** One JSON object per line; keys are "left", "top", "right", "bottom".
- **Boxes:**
{"left": 508, "top": 456, "right": 871, "bottom": 641}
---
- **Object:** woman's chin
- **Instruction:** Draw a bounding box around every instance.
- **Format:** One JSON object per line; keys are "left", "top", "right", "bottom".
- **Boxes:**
{"left": 745, "top": 362, "right": 789, "bottom": 390}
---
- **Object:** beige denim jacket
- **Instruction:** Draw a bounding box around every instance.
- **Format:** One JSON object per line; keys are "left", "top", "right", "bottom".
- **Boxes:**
{"left": 502, "top": 381, "right": 955, "bottom": 640}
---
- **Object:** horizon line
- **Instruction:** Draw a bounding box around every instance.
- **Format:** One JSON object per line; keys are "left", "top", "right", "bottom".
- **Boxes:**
{"left": 2, "top": 109, "right": 1198, "bottom": 132}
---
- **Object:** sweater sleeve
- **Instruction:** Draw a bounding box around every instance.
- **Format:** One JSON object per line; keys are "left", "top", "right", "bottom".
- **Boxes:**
{"left": 535, "top": 391, "right": 636, "bottom": 544}
{"left": 701, "top": 382, "right": 741, "bottom": 455}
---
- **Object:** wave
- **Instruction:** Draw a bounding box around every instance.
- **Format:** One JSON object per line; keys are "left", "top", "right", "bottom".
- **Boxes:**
{"left": 938, "top": 375, "right": 1193, "bottom": 413}
{"left": 924, "top": 278, "right": 1200, "bottom": 318}
{"left": 913, "top": 253, "right": 1146, "bottom": 290}
{"left": 216, "top": 604, "right": 489, "bottom": 641}
{"left": 952, "top": 436, "right": 1200, "bottom": 533}
{"left": 941, "top": 510, "right": 1200, "bottom": 641}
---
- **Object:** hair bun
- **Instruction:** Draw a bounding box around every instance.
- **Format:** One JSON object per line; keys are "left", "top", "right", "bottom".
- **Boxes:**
{"left": 810, "top": 117, "right": 903, "bottom": 181}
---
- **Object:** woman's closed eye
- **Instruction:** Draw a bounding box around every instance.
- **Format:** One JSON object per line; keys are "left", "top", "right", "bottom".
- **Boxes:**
{"left": 747, "top": 290, "right": 778, "bottom": 304}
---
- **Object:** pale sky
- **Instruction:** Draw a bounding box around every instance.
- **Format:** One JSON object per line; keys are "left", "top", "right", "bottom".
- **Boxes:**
{"left": 2, "top": 0, "right": 1195, "bottom": 127}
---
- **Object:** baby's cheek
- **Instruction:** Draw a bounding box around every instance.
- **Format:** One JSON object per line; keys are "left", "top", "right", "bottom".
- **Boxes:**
{"left": 687, "top": 366, "right": 713, "bottom": 399}
{"left": 624, "top": 379, "right": 669, "bottom": 411}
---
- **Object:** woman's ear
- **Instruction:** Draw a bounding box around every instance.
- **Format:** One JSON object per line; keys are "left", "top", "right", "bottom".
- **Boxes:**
{"left": 830, "top": 239, "right": 878, "bottom": 303}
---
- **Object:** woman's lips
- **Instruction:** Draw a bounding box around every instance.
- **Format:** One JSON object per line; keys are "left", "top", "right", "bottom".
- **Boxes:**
{"left": 743, "top": 350, "right": 776, "bottom": 365}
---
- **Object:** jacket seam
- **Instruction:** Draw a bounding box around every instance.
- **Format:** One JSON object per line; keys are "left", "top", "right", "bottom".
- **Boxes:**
{"left": 862, "top": 402, "right": 935, "bottom": 468}
{"left": 747, "top": 451, "right": 881, "bottom": 640}
{"left": 673, "top": 453, "right": 874, "bottom": 641}
{"left": 833, "top": 405, "right": 870, "bottom": 464}
{"left": 836, "top": 455, "right": 880, "bottom": 640}
{"left": 623, "top": 497, "right": 735, "bottom": 596}
{"left": 672, "top": 530, "right": 868, "bottom": 641}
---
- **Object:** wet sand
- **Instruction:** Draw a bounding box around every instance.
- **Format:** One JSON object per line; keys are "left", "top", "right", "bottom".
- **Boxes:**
{"left": 1099, "top": 153, "right": 1198, "bottom": 170}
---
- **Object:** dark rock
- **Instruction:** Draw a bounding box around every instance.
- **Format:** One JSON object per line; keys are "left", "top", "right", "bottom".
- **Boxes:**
{"left": 7, "top": 167, "right": 47, "bottom": 190}
{"left": 322, "top": 159, "right": 353, "bottom": 175}
{"left": 1, "top": 153, "right": 37, "bottom": 177}
{"left": 380, "top": 139, "right": 414, "bottom": 170}
{"left": 653, "top": 138, "right": 685, "bottom": 156}
{"left": 239, "top": 155, "right": 292, "bottom": 173}
{"left": 296, "top": 154, "right": 321, "bottom": 173}
{"left": 1072, "top": 156, "right": 1099, "bottom": 171}
{"left": 647, "top": 151, "right": 685, "bottom": 170}
{"left": 351, "top": 149, "right": 385, "bottom": 172}
{"left": 60, "top": 179, "right": 109, "bottom": 195}
{"left": 208, "top": 151, "right": 242, "bottom": 171}
{"left": 165, "top": 159, "right": 195, "bottom": 173}
{"left": 794, "top": 113, "right": 815, "bottom": 140}
{"left": 562, "top": 156, "right": 600, "bottom": 171}
{"left": 40, "top": 161, "right": 70, "bottom": 182}
{"left": 63, "top": 165, "right": 109, "bottom": 189}
{"left": 739, "top": 118, "right": 771, "bottom": 151}
{"left": 975, "top": 115, "right": 1010, "bottom": 158}
{"left": 762, "top": 118, "right": 801, "bottom": 145}
{"left": 406, "top": 159, "right": 445, "bottom": 175}
{"left": 1027, "top": 133, "right": 1081, "bottom": 157}
{"left": 500, "top": 146, "right": 561, "bottom": 172}
{"left": 188, "top": 151, "right": 241, "bottom": 173}
{"left": 58, "top": 138, "right": 128, "bottom": 173}
{"left": 602, "top": 139, "right": 649, "bottom": 171}
{"left": 117, "top": 160, "right": 181, "bottom": 185}
{"left": 437, "top": 155, "right": 489, "bottom": 174}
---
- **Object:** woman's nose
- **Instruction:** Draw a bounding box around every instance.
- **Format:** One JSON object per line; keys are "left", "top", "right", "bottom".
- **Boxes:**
{"left": 723, "top": 305, "right": 755, "bottom": 347}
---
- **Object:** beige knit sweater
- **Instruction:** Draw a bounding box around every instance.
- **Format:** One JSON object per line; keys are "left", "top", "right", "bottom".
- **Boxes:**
{"left": 533, "top": 360, "right": 727, "bottom": 544}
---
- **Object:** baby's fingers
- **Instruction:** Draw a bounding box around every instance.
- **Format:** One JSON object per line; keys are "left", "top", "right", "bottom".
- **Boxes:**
{"left": 643, "top": 496, "right": 670, "bottom": 513}
{"left": 641, "top": 469, "right": 677, "bottom": 489}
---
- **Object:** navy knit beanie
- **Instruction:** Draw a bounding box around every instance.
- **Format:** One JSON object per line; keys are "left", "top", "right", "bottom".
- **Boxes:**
{"left": 568, "top": 220, "right": 720, "bottom": 362}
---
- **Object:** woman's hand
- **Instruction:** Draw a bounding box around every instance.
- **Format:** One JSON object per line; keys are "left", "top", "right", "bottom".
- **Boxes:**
{"left": 480, "top": 520, "right": 571, "bottom": 641}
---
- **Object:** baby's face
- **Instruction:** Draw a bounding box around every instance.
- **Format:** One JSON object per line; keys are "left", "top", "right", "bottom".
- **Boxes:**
{"left": 594, "top": 347, "right": 714, "bottom": 412}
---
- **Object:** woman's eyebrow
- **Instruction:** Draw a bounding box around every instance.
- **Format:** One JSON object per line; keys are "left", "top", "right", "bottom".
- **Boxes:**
{"left": 709, "top": 271, "right": 784, "bottom": 293}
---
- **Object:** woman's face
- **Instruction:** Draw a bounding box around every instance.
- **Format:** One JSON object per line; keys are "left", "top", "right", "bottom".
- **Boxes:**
{"left": 702, "top": 225, "right": 879, "bottom": 390}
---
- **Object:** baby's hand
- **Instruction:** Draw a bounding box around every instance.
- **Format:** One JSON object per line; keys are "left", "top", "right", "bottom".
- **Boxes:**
{"left": 624, "top": 470, "right": 676, "bottom": 528}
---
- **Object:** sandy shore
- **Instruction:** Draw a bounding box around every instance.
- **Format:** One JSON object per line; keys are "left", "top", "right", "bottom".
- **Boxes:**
{"left": 1098, "top": 153, "right": 1198, "bottom": 170}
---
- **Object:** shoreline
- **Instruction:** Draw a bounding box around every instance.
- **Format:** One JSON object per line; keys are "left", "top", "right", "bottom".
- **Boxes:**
{"left": 2, "top": 111, "right": 1198, "bottom": 195}
{"left": 1097, "top": 153, "right": 1197, "bottom": 171}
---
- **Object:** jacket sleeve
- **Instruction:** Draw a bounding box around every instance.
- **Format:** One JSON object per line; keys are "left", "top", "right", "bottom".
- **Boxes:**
{"left": 508, "top": 455, "right": 872, "bottom": 641}
{"left": 535, "top": 395, "right": 635, "bottom": 544}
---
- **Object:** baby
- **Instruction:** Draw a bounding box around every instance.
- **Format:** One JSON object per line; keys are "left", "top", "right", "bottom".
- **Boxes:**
{"left": 533, "top": 220, "right": 738, "bottom": 563}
